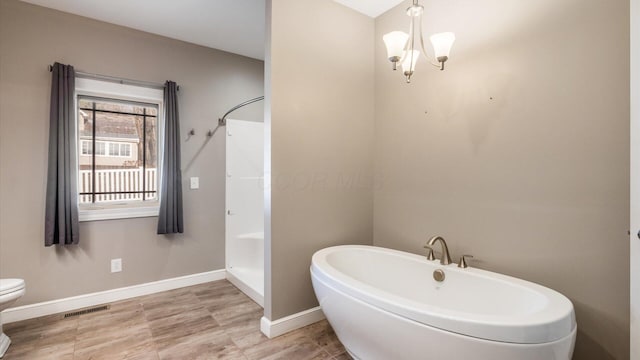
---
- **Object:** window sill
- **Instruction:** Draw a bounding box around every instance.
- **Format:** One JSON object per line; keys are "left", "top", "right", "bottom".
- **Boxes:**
{"left": 79, "top": 205, "right": 159, "bottom": 222}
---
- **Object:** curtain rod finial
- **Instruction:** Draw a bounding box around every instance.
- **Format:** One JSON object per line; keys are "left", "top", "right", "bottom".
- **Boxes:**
{"left": 48, "top": 65, "right": 53, "bottom": 72}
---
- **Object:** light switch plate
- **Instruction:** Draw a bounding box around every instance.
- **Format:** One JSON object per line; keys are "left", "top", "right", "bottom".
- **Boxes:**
{"left": 190, "top": 177, "right": 199, "bottom": 189}
{"left": 111, "top": 258, "right": 122, "bottom": 273}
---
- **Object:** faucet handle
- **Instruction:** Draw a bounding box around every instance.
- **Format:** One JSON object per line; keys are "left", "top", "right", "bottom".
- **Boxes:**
{"left": 458, "top": 255, "right": 474, "bottom": 268}
{"left": 423, "top": 245, "right": 436, "bottom": 261}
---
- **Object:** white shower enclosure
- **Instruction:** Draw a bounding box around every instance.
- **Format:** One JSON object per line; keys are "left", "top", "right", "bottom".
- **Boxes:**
{"left": 225, "top": 119, "right": 264, "bottom": 306}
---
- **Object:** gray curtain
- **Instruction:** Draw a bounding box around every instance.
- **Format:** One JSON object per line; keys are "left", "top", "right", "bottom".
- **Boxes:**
{"left": 45, "top": 62, "right": 79, "bottom": 246}
{"left": 157, "top": 81, "right": 184, "bottom": 234}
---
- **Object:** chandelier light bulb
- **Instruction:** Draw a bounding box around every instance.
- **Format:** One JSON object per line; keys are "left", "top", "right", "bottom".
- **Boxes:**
{"left": 383, "top": 31, "right": 409, "bottom": 70}
{"left": 401, "top": 50, "right": 419, "bottom": 83}
{"left": 430, "top": 32, "right": 456, "bottom": 63}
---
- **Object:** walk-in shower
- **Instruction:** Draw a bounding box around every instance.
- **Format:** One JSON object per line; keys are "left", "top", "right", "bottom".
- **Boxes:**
{"left": 217, "top": 97, "right": 265, "bottom": 306}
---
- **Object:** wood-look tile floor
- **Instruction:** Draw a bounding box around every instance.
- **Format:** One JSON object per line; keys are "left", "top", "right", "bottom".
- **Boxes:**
{"left": 3, "top": 280, "right": 351, "bottom": 360}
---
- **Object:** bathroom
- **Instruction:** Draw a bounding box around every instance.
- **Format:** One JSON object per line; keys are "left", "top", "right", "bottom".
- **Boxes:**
{"left": 0, "top": 0, "right": 637, "bottom": 359}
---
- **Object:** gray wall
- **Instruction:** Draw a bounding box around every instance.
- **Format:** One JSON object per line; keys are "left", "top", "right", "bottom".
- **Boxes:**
{"left": 266, "top": 0, "right": 375, "bottom": 320}
{"left": 0, "top": 0, "right": 263, "bottom": 305}
{"left": 374, "top": 1, "right": 629, "bottom": 359}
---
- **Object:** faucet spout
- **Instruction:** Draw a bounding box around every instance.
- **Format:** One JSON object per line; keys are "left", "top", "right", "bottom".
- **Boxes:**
{"left": 427, "top": 236, "right": 452, "bottom": 265}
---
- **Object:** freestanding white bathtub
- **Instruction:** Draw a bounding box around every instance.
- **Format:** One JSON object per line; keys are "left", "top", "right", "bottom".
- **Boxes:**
{"left": 310, "top": 245, "right": 576, "bottom": 360}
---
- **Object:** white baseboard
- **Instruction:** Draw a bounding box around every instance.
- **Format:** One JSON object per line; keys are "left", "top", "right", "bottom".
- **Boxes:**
{"left": 260, "top": 306, "right": 325, "bottom": 338}
{"left": 1, "top": 269, "right": 226, "bottom": 324}
{"left": 226, "top": 270, "right": 264, "bottom": 307}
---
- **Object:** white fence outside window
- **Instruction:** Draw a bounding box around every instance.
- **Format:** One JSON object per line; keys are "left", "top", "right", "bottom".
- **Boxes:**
{"left": 78, "top": 168, "right": 157, "bottom": 203}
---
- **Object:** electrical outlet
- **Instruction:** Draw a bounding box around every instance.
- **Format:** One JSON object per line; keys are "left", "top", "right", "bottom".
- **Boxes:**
{"left": 111, "top": 258, "right": 122, "bottom": 273}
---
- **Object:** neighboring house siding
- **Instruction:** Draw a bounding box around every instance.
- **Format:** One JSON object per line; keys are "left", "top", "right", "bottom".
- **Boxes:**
{"left": 78, "top": 138, "right": 139, "bottom": 168}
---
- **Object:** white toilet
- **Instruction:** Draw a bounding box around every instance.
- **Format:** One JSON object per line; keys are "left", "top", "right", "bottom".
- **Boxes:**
{"left": 0, "top": 279, "right": 25, "bottom": 358}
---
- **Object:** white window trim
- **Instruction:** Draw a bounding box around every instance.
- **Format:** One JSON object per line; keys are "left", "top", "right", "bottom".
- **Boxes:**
{"left": 79, "top": 205, "right": 160, "bottom": 222}
{"left": 75, "top": 78, "right": 165, "bottom": 222}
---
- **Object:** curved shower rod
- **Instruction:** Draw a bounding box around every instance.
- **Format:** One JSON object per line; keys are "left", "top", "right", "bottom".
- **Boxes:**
{"left": 207, "top": 96, "right": 264, "bottom": 136}
{"left": 219, "top": 96, "right": 264, "bottom": 126}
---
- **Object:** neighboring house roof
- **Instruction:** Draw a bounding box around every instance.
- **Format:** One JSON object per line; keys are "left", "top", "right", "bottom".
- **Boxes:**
{"left": 79, "top": 113, "right": 139, "bottom": 140}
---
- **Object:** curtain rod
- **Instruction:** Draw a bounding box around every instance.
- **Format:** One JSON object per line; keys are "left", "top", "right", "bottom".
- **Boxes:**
{"left": 48, "top": 65, "right": 179, "bottom": 91}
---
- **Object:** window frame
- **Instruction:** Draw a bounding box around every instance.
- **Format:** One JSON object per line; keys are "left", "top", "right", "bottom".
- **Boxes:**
{"left": 75, "top": 78, "right": 164, "bottom": 222}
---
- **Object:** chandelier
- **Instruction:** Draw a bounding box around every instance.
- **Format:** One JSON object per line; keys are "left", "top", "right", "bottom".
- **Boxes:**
{"left": 383, "top": 0, "right": 455, "bottom": 83}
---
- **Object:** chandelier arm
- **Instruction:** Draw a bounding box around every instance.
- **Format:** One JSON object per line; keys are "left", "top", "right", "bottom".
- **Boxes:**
{"left": 410, "top": 17, "right": 416, "bottom": 55}
{"left": 417, "top": 12, "right": 443, "bottom": 68}
{"left": 399, "top": 13, "right": 416, "bottom": 64}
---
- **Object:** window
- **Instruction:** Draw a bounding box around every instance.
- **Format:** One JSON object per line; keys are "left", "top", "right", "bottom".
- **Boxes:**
{"left": 108, "top": 142, "right": 119, "bottom": 156}
{"left": 76, "top": 78, "right": 163, "bottom": 221}
{"left": 95, "top": 141, "right": 106, "bottom": 156}
{"left": 81, "top": 140, "right": 91, "bottom": 155}
{"left": 121, "top": 143, "right": 131, "bottom": 157}
{"left": 81, "top": 140, "right": 133, "bottom": 157}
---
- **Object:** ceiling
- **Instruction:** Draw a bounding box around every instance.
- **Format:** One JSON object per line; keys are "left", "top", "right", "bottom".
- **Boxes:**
{"left": 20, "top": 0, "right": 266, "bottom": 60}
{"left": 19, "top": 0, "right": 403, "bottom": 60}
{"left": 333, "top": 0, "right": 405, "bottom": 18}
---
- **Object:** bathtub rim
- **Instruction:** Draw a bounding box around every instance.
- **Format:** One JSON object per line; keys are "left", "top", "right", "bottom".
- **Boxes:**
{"left": 311, "top": 245, "right": 576, "bottom": 344}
